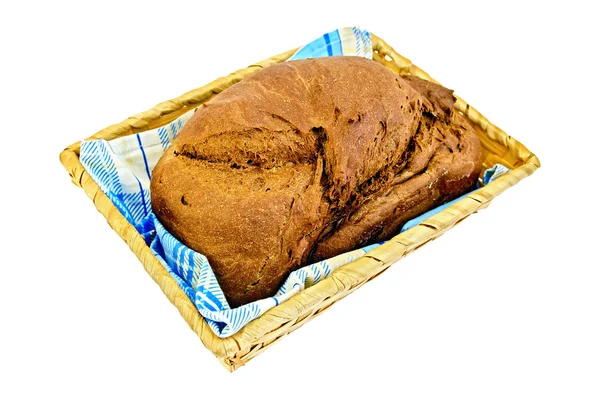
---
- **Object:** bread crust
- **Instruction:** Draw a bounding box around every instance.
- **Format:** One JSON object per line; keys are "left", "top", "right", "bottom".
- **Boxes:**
{"left": 151, "top": 57, "right": 482, "bottom": 307}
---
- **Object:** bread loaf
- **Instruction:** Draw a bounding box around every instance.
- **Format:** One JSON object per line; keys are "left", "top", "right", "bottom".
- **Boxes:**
{"left": 151, "top": 57, "right": 482, "bottom": 307}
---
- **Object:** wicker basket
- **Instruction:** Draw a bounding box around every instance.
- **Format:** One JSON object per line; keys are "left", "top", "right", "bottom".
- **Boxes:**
{"left": 60, "top": 33, "right": 540, "bottom": 371}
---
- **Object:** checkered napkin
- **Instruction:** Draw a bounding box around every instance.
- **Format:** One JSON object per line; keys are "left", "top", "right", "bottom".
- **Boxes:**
{"left": 80, "top": 27, "right": 508, "bottom": 338}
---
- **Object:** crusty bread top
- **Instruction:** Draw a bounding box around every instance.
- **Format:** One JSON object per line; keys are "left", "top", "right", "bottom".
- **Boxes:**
{"left": 151, "top": 57, "right": 481, "bottom": 307}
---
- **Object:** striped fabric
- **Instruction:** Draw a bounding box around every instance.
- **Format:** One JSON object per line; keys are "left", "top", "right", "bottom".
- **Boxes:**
{"left": 80, "top": 27, "right": 508, "bottom": 338}
{"left": 288, "top": 27, "right": 371, "bottom": 60}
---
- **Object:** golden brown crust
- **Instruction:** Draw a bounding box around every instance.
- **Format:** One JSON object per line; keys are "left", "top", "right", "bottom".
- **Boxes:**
{"left": 151, "top": 57, "right": 482, "bottom": 307}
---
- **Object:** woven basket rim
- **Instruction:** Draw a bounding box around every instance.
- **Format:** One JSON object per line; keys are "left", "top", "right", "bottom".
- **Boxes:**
{"left": 60, "top": 32, "right": 539, "bottom": 371}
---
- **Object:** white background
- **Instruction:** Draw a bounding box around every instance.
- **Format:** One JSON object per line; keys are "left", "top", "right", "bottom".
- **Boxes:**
{"left": 1, "top": 1, "right": 599, "bottom": 395}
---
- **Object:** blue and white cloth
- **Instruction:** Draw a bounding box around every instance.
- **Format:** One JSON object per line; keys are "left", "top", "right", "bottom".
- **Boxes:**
{"left": 289, "top": 26, "right": 371, "bottom": 61}
{"left": 80, "top": 27, "right": 508, "bottom": 338}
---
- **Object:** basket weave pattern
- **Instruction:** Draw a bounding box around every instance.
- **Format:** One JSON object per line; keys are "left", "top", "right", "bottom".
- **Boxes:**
{"left": 60, "top": 34, "right": 540, "bottom": 371}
